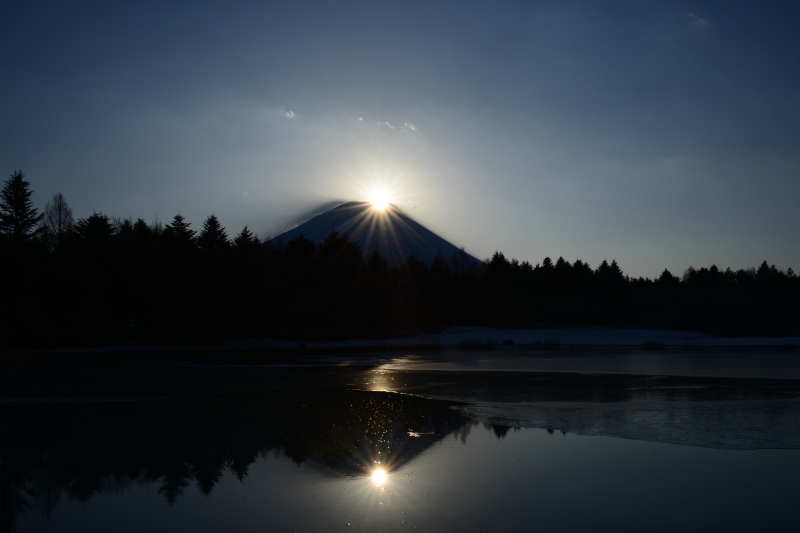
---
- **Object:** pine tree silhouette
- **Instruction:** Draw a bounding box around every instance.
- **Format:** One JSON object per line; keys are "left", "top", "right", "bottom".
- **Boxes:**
{"left": 198, "top": 214, "right": 230, "bottom": 254}
{"left": 0, "top": 170, "right": 43, "bottom": 253}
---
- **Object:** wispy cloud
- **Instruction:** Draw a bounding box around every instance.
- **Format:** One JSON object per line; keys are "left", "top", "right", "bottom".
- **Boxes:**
{"left": 687, "top": 13, "right": 708, "bottom": 28}
{"left": 282, "top": 108, "right": 296, "bottom": 119}
{"left": 373, "top": 119, "right": 419, "bottom": 134}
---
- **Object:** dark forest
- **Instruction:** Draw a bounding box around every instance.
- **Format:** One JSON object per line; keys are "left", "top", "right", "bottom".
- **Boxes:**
{"left": 1, "top": 170, "right": 798, "bottom": 348}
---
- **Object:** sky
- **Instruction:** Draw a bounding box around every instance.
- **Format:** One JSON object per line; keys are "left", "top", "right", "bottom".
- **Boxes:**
{"left": 3, "top": 0, "right": 799, "bottom": 278}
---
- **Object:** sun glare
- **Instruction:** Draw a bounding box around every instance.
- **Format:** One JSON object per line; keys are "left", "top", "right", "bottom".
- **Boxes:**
{"left": 371, "top": 467, "right": 388, "bottom": 486}
{"left": 368, "top": 189, "right": 392, "bottom": 211}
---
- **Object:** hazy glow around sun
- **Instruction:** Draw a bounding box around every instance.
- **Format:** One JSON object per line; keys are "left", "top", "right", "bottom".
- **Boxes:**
{"left": 372, "top": 467, "right": 388, "bottom": 486}
{"left": 368, "top": 188, "right": 392, "bottom": 210}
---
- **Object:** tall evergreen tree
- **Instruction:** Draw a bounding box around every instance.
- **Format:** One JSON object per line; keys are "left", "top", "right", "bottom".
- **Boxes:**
{"left": 317, "top": 231, "right": 363, "bottom": 276}
{"left": 233, "top": 225, "right": 260, "bottom": 250}
{"left": 0, "top": 170, "right": 46, "bottom": 345}
{"left": 75, "top": 212, "right": 116, "bottom": 245}
{"left": 74, "top": 212, "right": 117, "bottom": 265}
{"left": 163, "top": 214, "right": 197, "bottom": 249}
{"left": 197, "top": 214, "right": 230, "bottom": 254}
{"left": 657, "top": 268, "right": 680, "bottom": 286}
{"left": 0, "top": 170, "right": 43, "bottom": 252}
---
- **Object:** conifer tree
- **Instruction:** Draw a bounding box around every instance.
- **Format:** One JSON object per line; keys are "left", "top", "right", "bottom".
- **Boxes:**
{"left": 163, "top": 214, "right": 197, "bottom": 248}
{"left": 75, "top": 212, "right": 116, "bottom": 253}
{"left": 0, "top": 170, "right": 43, "bottom": 251}
{"left": 197, "top": 214, "right": 230, "bottom": 253}
{"left": 233, "top": 225, "right": 260, "bottom": 249}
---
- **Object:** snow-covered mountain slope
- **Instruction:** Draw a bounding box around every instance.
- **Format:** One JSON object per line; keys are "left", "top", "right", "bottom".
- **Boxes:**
{"left": 267, "top": 201, "right": 483, "bottom": 268}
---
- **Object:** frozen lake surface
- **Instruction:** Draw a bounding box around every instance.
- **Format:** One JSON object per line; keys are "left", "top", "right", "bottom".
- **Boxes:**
{"left": 3, "top": 349, "right": 800, "bottom": 532}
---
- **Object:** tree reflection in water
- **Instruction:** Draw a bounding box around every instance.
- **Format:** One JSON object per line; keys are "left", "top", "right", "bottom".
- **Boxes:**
{"left": 0, "top": 390, "right": 472, "bottom": 532}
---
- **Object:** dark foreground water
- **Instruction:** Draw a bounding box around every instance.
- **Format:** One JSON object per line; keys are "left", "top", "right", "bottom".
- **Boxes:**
{"left": 3, "top": 350, "right": 800, "bottom": 532}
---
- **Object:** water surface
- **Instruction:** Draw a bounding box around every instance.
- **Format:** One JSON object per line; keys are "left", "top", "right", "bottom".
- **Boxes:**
{"left": 3, "top": 349, "right": 800, "bottom": 532}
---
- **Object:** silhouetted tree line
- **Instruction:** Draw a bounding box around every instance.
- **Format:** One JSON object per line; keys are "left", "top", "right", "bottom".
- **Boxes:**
{"left": 1, "top": 170, "right": 798, "bottom": 347}
{"left": 0, "top": 390, "right": 471, "bottom": 533}
{"left": 475, "top": 252, "right": 799, "bottom": 336}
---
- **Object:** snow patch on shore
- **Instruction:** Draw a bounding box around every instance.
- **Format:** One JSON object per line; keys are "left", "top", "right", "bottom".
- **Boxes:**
{"left": 297, "top": 326, "right": 800, "bottom": 350}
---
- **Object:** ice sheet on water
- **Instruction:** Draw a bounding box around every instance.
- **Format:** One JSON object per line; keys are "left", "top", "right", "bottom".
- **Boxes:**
{"left": 460, "top": 397, "right": 800, "bottom": 450}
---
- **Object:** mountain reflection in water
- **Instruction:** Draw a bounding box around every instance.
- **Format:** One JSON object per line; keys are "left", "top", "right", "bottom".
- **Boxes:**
{"left": 0, "top": 390, "right": 471, "bottom": 532}
{"left": 4, "top": 351, "right": 800, "bottom": 532}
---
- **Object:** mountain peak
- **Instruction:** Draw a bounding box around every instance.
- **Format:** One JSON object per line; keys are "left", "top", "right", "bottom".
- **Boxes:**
{"left": 268, "top": 201, "right": 482, "bottom": 268}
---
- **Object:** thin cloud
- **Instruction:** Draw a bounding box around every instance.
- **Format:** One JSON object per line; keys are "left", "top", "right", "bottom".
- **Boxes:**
{"left": 373, "top": 119, "right": 419, "bottom": 134}
{"left": 282, "top": 108, "right": 296, "bottom": 119}
{"left": 687, "top": 13, "right": 708, "bottom": 28}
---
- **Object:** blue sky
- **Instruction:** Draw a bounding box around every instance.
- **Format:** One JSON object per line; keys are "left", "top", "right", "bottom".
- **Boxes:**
{"left": 3, "top": 0, "right": 799, "bottom": 277}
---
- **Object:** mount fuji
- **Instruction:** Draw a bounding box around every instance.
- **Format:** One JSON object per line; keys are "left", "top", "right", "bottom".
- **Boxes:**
{"left": 267, "top": 201, "right": 483, "bottom": 268}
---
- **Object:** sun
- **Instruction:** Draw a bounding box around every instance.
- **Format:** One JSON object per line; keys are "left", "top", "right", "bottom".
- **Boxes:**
{"left": 371, "top": 467, "right": 388, "bottom": 486}
{"left": 367, "top": 189, "right": 392, "bottom": 211}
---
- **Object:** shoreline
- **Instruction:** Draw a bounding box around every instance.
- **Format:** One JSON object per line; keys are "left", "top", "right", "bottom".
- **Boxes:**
{"left": 3, "top": 325, "right": 800, "bottom": 359}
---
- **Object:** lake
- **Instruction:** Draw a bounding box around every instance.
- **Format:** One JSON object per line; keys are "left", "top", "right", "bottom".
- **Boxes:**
{"left": 3, "top": 349, "right": 800, "bottom": 532}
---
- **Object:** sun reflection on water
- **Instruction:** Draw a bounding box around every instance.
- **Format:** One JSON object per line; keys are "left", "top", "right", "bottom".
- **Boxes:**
{"left": 366, "top": 369, "right": 396, "bottom": 392}
{"left": 365, "top": 357, "right": 423, "bottom": 392}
